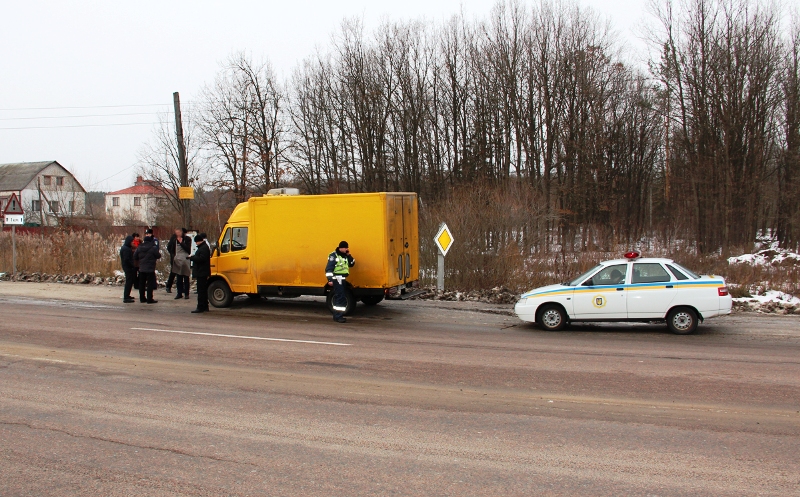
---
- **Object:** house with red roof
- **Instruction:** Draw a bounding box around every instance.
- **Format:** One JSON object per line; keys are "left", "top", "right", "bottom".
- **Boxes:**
{"left": 105, "top": 176, "right": 170, "bottom": 226}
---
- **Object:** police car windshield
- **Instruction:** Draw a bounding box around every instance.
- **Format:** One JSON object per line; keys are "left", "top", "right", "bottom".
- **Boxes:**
{"left": 672, "top": 262, "right": 700, "bottom": 279}
{"left": 566, "top": 265, "right": 602, "bottom": 286}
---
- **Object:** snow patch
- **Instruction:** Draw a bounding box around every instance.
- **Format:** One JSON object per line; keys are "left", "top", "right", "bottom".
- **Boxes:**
{"left": 728, "top": 247, "right": 800, "bottom": 266}
{"left": 733, "top": 290, "right": 800, "bottom": 306}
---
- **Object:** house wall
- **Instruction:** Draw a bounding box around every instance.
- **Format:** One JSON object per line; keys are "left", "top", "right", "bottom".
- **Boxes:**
{"left": 1, "top": 164, "right": 86, "bottom": 227}
{"left": 105, "top": 193, "right": 163, "bottom": 226}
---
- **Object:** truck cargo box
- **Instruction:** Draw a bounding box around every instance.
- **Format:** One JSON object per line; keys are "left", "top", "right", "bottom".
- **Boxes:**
{"left": 208, "top": 192, "right": 419, "bottom": 314}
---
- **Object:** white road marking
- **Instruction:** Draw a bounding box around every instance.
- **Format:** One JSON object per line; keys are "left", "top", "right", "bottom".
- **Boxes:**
{"left": 0, "top": 353, "right": 67, "bottom": 363}
{"left": 130, "top": 328, "right": 351, "bottom": 346}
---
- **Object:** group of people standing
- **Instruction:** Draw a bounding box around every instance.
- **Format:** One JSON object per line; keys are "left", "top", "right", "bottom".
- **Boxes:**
{"left": 119, "top": 228, "right": 211, "bottom": 313}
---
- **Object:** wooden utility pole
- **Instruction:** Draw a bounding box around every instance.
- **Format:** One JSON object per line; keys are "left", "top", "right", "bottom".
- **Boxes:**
{"left": 173, "top": 92, "right": 192, "bottom": 229}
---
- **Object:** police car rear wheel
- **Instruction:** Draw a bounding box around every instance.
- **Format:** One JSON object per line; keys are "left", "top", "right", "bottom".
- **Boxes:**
{"left": 326, "top": 289, "right": 356, "bottom": 316}
{"left": 667, "top": 307, "right": 698, "bottom": 335}
{"left": 537, "top": 305, "right": 566, "bottom": 331}
{"left": 208, "top": 280, "right": 233, "bottom": 308}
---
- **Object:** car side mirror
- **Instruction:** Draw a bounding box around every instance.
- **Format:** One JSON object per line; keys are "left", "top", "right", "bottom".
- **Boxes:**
{"left": 583, "top": 279, "right": 593, "bottom": 287}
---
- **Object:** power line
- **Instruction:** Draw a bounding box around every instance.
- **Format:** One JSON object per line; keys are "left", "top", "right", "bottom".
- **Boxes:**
{"left": 0, "top": 103, "right": 171, "bottom": 111}
{"left": 87, "top": 163, "right": 139, "bottom": 189}
{"left": 0, "top": 112, "right": 162, "bottom": 121}
{"left": 0, "top": 122, "right": 160, "bottom": 130}
{"left": 0, "top": 102, "right": 199, "bottom": 112}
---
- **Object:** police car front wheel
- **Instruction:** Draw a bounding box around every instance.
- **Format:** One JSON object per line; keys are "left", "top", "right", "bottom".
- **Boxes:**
{"left": 667, "top": 307, "right": 698, "bottom": 335}
{"left": 537, "top": 305, "right": 567, "bottom": 331}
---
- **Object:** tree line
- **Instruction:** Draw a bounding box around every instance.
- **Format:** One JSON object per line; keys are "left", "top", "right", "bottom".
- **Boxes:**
{"left": 139, "top": 0, "right": 800, "bottom": 254}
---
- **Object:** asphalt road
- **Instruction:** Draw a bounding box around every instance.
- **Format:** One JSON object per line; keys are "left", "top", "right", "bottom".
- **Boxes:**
{"left": 0, "top": 283, "right": 798, "bottom": 496}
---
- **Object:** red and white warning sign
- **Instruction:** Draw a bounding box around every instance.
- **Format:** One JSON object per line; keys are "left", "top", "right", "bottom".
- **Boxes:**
{"left": 3, "top": 193, "right": 24, "bottom": 225}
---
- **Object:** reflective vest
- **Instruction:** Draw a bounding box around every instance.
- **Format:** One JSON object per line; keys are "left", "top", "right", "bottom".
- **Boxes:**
{"left": 332, "top": 252, "right": 350, "bottom": 275}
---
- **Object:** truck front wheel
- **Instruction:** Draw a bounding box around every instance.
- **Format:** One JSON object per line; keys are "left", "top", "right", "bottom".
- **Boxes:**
{"left": 208, "top": 280, "right": 234, "bottom": 308}
{"left": 326, "top": 289, "right": 356, "bottom": 316}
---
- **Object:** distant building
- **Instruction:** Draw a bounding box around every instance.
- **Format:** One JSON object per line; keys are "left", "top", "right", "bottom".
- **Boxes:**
{"left": 105, "top": 176, "right": 169, "bottom": 226}
{"left": 0, "top": 161, "right": 87, "bottom": 227}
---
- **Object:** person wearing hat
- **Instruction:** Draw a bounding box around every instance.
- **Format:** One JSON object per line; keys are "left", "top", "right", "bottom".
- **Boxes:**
{"left": 165, "top": 227, "right": 189, "bottom": 293}
{"left": 134, "top": 230, "right": 161, "bottom": 304}
{"left": 144, "top": 227, "right": 160, "bottom": 248}
{"left": 325, "top": 241, "right": 355, "bottom": 323}
{"left": 189, "top": 233, "right": 211, "bottom": 313}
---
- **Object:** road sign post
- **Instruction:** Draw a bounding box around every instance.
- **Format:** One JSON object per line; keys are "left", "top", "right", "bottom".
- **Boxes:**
{"left": 3, "top": 193, "right": 25, "bottom": 277}
{"left": 433, "top": 223, "right": 454, "bottom": 292}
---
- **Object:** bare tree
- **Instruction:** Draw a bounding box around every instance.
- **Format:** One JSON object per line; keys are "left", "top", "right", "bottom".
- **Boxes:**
{"left": 137, "top": 112, "right": 204, "bottom": 219}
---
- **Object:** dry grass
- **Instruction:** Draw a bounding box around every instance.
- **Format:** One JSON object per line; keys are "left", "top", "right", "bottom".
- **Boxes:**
{"left": 418, "top": 186, "right": 800, "bottom": 296}
{"left": 2, "top": 218, "right": 798, "bottom": 299}
{"left": 0, "top": 231, "right": 170, "bottom": 277}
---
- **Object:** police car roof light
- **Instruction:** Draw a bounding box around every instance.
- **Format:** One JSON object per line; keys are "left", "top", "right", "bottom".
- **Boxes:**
{"left": 623, "top": 251, "right": 640, "bottom": 259}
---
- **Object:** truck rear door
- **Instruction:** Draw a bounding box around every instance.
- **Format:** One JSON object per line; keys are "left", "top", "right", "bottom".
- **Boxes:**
{"left": 387, "top": 194, "right": 419, "bottom": 286}
{"left": 401, "top": 195, "right": 418, "bottom": 283}
{"left": 388, "top": 196, "right": 404, "bottom": 286}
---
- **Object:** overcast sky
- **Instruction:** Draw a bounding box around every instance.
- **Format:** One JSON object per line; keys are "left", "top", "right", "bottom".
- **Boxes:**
{"left": 0, "top": 0, "right": 647, "bottom": 192}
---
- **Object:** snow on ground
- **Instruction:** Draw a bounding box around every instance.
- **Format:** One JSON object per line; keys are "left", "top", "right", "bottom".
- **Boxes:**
{"left": 728, "top": 240, "right": 800, "bottom": 266}
{"left": 734, "top": 290, "right": 800, "bottom": 305}
{"left": 733, "top": 290, "right": 800, "bottom": 314}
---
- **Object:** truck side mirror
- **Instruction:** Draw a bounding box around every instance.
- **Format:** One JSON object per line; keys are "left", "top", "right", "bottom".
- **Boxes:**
{"left": 210, "top": 241, "right": 218, "bottom": 255}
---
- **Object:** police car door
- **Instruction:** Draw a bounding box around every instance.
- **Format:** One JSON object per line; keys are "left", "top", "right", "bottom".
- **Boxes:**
{"left": 572, "top": 264, "right": 628, "bottom": 319}
{"left": 627, "top": 262, "right": 678, "bottom": 319}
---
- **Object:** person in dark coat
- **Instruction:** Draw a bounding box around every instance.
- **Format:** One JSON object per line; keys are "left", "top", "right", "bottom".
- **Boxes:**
{"left": 131, "top": 235, "right": 141, "bottom": 290}
{"left": 165, "top": 228, "right": 190, "bottom": 293}
{"left": 189, "top": 233, "right": 211, "bottom": 313}
{"left": 119, "top": 233, "right": 140, "bottom": 303}
{"left": 134, "top": 232, "right": 161, "bottom": 304}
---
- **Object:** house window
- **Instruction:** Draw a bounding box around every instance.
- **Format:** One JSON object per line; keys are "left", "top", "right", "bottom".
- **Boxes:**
{"left": 68, "top": 201, "right": 75, "bottom": 212}
{"left": 112, "top": 197, "right": 120, "bottom": 207}
{"left": 31, "top": 200, "right": 41, "bottom": 211}
{"left": 43, "top": 176, "right": 52, "bottom": 186}
{"left": 49, "top": 201, "right": 59, "bottom": 213}
{"left": 56, "top": 176, "right": 65, "bottom": 186}
{"left": 133, "top": 197, "right": 141, "bottom": 206}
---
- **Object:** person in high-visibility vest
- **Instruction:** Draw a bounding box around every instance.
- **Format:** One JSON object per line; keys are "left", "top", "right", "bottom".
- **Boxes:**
{"left": 325, "top": 241, "right": 355, "bottom": 323}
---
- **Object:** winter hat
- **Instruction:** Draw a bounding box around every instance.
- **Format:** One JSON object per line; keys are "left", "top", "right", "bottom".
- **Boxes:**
{"left": 144, "top": 228, "right": 154, "bottom": 235}
{"left": 194, "top": 234, "right": 205, "bottom": 243}
{"left": 338, "top": 241, "right": 349, "bottom": 249}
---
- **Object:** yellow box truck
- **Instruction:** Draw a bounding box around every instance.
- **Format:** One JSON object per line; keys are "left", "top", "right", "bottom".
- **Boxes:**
{"left": 207, "top": 191, "right": 421, "bottom": 314}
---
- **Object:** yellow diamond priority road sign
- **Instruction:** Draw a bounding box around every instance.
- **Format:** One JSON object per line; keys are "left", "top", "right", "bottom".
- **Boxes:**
{"left": 434, "top": 223, "right": 454, "bottom": 257}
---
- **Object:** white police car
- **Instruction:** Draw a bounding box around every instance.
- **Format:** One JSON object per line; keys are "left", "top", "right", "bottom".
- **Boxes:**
{"left": 514, "top": 252, "right": 732, "bottom": 334}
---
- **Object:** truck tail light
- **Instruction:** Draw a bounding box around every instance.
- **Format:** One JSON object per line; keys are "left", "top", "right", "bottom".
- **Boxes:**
{"left": 718, "top": 286, "right": 729, "bottom": 296}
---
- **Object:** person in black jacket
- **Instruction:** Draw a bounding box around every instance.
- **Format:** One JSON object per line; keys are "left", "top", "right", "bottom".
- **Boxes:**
{"left": 189, "top": 233, "right": 211, "bottom": 313}
{"left": 165, "top": 228, "right": 190, "bottom": 293}
{"left": 119, "top": 233, "right": 140, "bottom": 303}
{"left": 134, "top": 232, "right": 161, "bottom": 304}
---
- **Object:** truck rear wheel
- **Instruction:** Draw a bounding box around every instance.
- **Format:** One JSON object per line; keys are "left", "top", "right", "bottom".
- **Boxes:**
{"left": 326, "top": 289, "right": 356, "bottom": 316}
{"left": 361, "top": 295, "right": 384, "bottom": 306}
{"left": 208, "top": 280, "right": 233, "bottom": 308}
